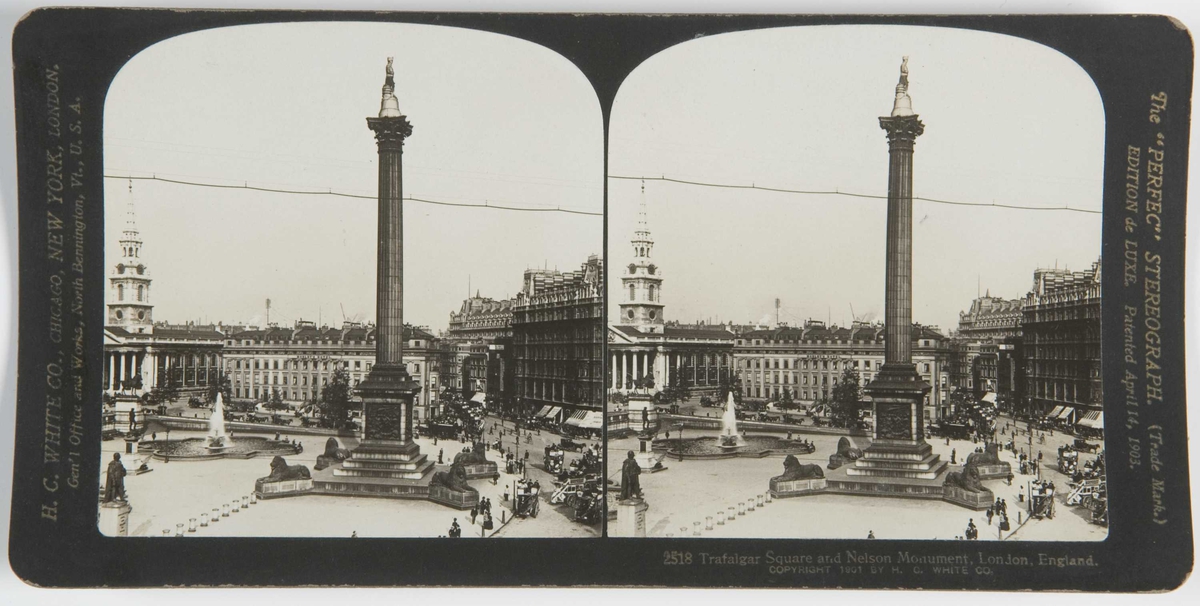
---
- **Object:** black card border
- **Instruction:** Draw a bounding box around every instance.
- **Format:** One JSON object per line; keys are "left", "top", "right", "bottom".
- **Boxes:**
{"left": 8, "top": 9, "right": 1194, "bottom": 590}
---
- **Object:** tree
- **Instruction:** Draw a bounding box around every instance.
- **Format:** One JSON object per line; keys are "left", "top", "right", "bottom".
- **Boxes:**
{"left": 207, "top": 370, "right": 232, "bottom": 404}
{"left": 718, "top": 374, "right": 743, "bottom": 406}
{"left": 144, "top": 368, "right": 181, "bottom": 408}
{"left": 830, "top": 368, "right": 863, "bottom": 429}
{"left": 266, "top": 387, "right": 289, "bottom": 411}
{"left": 777, "top": 388, "right": 797, "bottom": 413}
{"left": 318, "top": 367, "right": 352, "bottom": 429}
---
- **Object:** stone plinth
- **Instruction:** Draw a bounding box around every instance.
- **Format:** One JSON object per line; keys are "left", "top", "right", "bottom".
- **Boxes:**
{"left": 616, "top": 498, "right": 649, "bottom": 537}
{"left": 255, "top": 477, "right": 314, "bottom": 499}
{"left": 634, "top": 432, "right": 666, "bottom": 472}
{"left": 769, "top": 478, "right": 828, "bottom": 498}
{"left": 973, "top": 463, "right": 1012, "bottom": 480}
{"left": 98, "top": 500, "right": 131, "bottom": 536}
{"left": 627, "top": 394, "right": 658, "bottom": 433}
{"left": 460, "top": 462, "right": 500, "bottom": 480}
{"left": 428, "top": 484, "right": 480, "bottom": 510}
{"left": 942, "top": 485, "right": 996, "bottom": 510}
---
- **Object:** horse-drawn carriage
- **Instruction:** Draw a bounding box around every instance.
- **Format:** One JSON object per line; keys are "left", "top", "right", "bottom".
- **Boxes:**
{"left": 549, "top": 474, "right": 603, "bottom": 524}
{"left": 1058, "top": 446, "right": 1079, "bottom": 474}
{"left": 1030, "top": 479, "right": 1056, "bottom": 520}
{"left": 559, "top": 437, "right": 586, "bottom": 452}
{"left": 514, "top": 478, "right": 540, "bottom": 518}
{"left": 1073, "top": 437, "right": 1101, "bottom": 453}
{"left": 544, "top": 444, "right": 565, "bottom": 474}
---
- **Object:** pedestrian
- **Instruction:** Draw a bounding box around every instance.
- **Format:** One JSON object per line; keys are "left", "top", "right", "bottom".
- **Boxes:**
{"left": 438, "top": 448, "right": 444, "bottom": 464}
{"left": 951, "top": 449, "right": 956, "bottom": 464}
{"left": 986, "top": 507, "right": 994, "bottom": 526}
{"left": 1006, "top": 471, "right": 1014, "bottom": 486}
{"left": 470, "top": 506, "right": 478, "bottom": 525}
{"left": 351, "top": 531, "right": 357, "bottom": 538}
{"left": 867, "top": 530, "right": 875, "bottom": 539}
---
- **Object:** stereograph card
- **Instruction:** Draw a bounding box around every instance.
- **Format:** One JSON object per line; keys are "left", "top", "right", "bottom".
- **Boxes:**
{"left": 4, "top": 8, "right": 1195, "bottom": 592}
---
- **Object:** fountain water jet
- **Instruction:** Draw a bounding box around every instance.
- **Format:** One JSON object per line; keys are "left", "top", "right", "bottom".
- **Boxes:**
{"left": 206, "top": 393, "right": 233, "bottom": 451}
{"left": 718, "top": 392, "right": 743, "bottom": 449}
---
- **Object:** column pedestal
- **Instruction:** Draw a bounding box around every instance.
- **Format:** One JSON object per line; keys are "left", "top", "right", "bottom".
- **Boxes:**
{"left": 98, "top": 500, "right": 132, "bottom": 536}
{"left": 333, "top": 365, "right": 432, "bottom": 481}
{"left": 616, "top": 498, "right": 649, "bottom": 537}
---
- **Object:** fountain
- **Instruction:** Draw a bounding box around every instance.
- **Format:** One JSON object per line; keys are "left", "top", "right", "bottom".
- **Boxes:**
{"left": 205, "top": 394, "right": 233, "bottom": 451}
{"left": 718, "top": 392, "right": 744, "bottom": 449}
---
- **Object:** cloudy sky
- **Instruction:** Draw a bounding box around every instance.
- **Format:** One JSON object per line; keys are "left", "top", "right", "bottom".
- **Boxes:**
{"left": 104, "top": 22, "right": 602, "bottom": 332}
{"left": 608, "top": 24, "right": 1104, "bottom": 333}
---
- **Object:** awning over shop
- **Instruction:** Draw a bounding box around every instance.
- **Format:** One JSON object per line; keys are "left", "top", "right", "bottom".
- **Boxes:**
{"left": 564, "top": 410, "right": 588, "bottom": 427}
{"left": 1056, "top": 407, "right": 1074, "bottom": 420}
{"left": 546, "top": 407, "right": 563, "bottom": 421}
{"left": 470, "top": 392, "right": 487, "bottom": 405}
{"left": 579, "top": 411, "right": 604, "bottom": 430}
{"left": 534, "top": 406, "right": 552, "bottom": 418}
{"left": 1046, "top": 405, "right": 1065, "bottom": 419}
{"left": 981, "top": 392, "right": 997, "bottom": 404}
{"left": 1076, "top": 410, "right": 1104, "bottom": 429}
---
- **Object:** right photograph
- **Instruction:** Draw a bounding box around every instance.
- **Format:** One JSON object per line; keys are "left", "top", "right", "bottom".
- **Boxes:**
{"left": 605, "top": 25, "right": 1106, "bottom": 541}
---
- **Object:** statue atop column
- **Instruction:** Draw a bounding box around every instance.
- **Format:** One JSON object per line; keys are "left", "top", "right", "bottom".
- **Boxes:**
{"left": 379, "top": 56, "right": 401, "bottom": 118}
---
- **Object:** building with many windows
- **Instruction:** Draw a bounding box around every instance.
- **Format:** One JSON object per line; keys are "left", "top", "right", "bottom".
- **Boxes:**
{"left": 732, "top": 320, "right": 953, "bottom": 422}
{"left": 221, "top": 321, "right": 442, "bottom": 422}
{"left": 444, "top": 293, "right": 516, "bottom": 405}
{"left": 513, "top": 255, "right": 605, "bottom": 419}
{"left": 950, "top": 294, "right": 1026, "bottom": 405}
{"left": 1022, "top": 260, "right": 1102, "bottom": 428}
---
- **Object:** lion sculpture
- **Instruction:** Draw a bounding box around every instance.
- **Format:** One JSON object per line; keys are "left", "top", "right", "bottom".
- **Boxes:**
{"left": 453, "top": 441, "right": 490, "bottom": 466}
{"left": 778, "top": 454, "right": 825, "bottom": 481}
{"left": 964, "top": 442, "right": 1002, "bottom": 467}
{"left": 827, "top": 436, "right": 865, "bottom": 470}
{"left": 430, "top": 462, "right": 473, "bottom": 493}
{"left": 943, "top": 461, "right": 986, "bottom": 493}
{"left": 313, "top": 437, "right": 352, "bottom": 471}
{"left": 265, "top": 456, "right": 311, "bottom": 481}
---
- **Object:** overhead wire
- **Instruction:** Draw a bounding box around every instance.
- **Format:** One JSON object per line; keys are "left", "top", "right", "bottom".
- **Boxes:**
{"left": 104, "top": 173, "right": 602, "bottom": 217}
{"left": 609, "top": 174, "right": 1101, "bottom": 215}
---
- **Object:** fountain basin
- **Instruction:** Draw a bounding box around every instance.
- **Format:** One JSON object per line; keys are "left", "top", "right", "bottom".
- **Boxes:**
{"left": 654, "top": 436, "right": 816, "bottom": 460}
{"left": 146, "top": 437, "right": 301, "bottom": 461}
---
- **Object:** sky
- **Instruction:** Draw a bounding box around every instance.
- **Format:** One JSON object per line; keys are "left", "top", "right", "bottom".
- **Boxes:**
{"left": 608, "top": 24, "right": 1104, "bottom": 333}
{"left": 104, "top": 22, "right": 602, "bottom": 333}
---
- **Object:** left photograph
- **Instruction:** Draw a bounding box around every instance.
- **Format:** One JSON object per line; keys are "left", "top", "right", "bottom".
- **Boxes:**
{"left": 98, "top": 22, "right": 604, "bottom": 538}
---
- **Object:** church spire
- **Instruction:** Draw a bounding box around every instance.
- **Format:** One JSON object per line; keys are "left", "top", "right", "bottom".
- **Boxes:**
{"left": 632, "top": 179, "right": 653, "bottom": 258}
{"left": 120, "top": 178, "right": 143, "bottom": 261}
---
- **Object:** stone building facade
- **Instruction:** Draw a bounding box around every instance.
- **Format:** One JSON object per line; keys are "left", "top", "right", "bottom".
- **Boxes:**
{"left": 1022, "top": 260, "right": 1102, "bottom": 426}
{"left": 222, "top": 321, "right": 442, "bottom": 421}
{"left": 512, "top": 255, "right": 605, "bottom": 414}
{"left": 733, "top": 320, "right": 952, "bottom": 422}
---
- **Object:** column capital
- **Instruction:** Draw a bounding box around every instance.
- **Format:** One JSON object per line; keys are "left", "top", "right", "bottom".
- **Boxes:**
{"left": 879, "top": 114, "right": 924, "bottom": 147}
{"left": 367, "top": 116, "right": 414, "bottom": 151}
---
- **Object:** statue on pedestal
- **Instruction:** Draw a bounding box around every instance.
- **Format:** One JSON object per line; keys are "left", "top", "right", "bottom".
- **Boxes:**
{"left": 103, "top": 453, "right": 127, "bottom": 503}
{"left": 619, "top": 450, "right": 642, "bottom": 501}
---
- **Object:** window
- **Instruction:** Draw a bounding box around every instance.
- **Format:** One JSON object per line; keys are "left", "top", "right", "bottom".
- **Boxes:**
{"left": 629, "top": 284, "right": 636, "bottom": 300}
{"left": 116, "top": 284, "right": 124, "bottom": 301}
{"left": 136, "top": 285, "right": 144, "bottom": 301}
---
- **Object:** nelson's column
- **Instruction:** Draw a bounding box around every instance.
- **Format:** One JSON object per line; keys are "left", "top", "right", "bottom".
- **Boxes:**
{"left": 847, "top": 57, "right": 948, "bottom": 483}
{"left": 331, "top": 58, "right": 433, "bottom": 484}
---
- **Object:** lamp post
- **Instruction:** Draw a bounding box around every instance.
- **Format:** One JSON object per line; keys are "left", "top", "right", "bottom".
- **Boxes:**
{"left": 164, "top": 427, "right": 170, "bottom": 463}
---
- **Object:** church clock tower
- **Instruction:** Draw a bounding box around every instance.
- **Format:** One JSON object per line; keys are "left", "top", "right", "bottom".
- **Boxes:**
{"left": 618, "top": 181, "right": 665, "bottom": 333}
{"left": 107, "top": 181, "right": 153, "bottom": 334}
